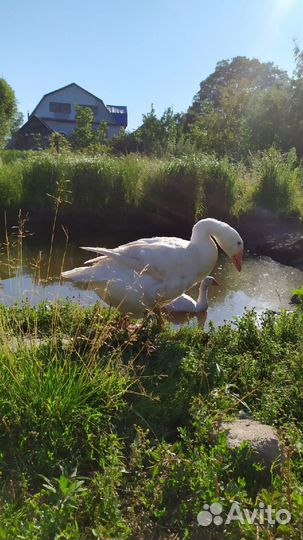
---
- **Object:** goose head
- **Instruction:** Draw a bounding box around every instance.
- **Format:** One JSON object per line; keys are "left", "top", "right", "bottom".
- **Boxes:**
{"left": 201, "top": 276, "right": 220, "bottom": 289}
{"left": 191, "top": 218, "right": 244, "bottom": 272}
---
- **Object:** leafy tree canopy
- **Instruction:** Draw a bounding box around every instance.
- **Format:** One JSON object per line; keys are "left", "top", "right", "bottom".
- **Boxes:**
{"left": 184, "top": 55, "right": 300, "bottom": 158}
{"left": 0, "top": 78, "right": 18, "bottom": 148}
{"left": 187, "top": 56, "right": 290, "bottom": 120}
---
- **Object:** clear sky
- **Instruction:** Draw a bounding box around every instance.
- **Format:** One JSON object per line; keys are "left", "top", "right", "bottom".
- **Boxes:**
{"left": 1, "top": 0, "right": 302, "bottom": 131}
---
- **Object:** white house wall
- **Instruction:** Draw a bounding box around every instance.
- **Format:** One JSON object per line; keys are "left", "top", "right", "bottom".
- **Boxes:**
{"left": 44, "top": 120, "right": 122, "bottom": 139}
{"left": 34, "top": 84, "right": 114, "bottom": 126}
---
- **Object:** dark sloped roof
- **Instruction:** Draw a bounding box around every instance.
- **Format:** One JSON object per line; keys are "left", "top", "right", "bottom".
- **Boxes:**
{"left": 17, "top": 114, "right": 54, "bottom": 135}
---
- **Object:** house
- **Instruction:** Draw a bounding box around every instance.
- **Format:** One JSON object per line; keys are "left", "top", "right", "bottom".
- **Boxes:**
{"left": 13, "top": 83, "right": 127, "bottom": 149}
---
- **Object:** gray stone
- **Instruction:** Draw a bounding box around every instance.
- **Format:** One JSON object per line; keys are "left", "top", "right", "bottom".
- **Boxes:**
{"left": 221, "top": 419, "right": 282, "bottom": 468}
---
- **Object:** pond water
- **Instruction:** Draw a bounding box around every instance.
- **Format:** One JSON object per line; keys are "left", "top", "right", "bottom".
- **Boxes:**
{"left": 0, "top": 233, "right": 302, "bottom": 328}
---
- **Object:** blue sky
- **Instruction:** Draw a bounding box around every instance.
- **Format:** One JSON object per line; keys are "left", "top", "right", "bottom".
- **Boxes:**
{"left": 1, "top": 0, "right": 302, "bottom": 130}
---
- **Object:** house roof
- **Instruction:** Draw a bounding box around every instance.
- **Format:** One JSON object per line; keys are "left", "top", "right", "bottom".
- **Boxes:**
{"left": 17, "top": 114, "right": 54, "bottom": 135}
{"left": 31, "top": 83, "right": 127, "bottom": 126}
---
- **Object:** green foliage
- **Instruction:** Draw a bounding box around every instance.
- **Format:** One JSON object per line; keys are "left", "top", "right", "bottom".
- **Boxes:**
{"left": 199, "top": 157, "right": 239, "bottom": 217}
{"left": 0, "top": 149, "right": 31, "bottom": 163}
{"left": 185, "top": 52, "right": 303, "bottom": 159}
{"left": 135, "top": 105, "right": 186, "bottom": 157}
{"left": 0, "top": 78, "right": 18, "bottom": 148}
{"left": 110, "top": 129, "right": 140, "bottom": 154}
{"left": 21, "top": 154, "right": 69, "bottom": 210}
{"left": 71, "top": 106, "right": 96, "bottom": 150}
{"left": 0, "top": 161, "right": 23, "bottom": 209}
{"left": 246, "top": 85, "right": 291, "bottom": 152}
{"left": 0, "top": 305, "right": 303, "bottom": 538}
{"left": 71, "top": 106, "right": 108, "bottom": 151}
{"left": 253, "top": 147, "right": 302, "bottom": 216}
{"left": 49, "top": 131, "right": 71, "bottom": 154}
{"left": 69, "top": 154, "right": 142, "bottom": 214}
{"left": 188, "top": 56, "right": 289, "bottom": 118}
{"left": 188, "top": 88, "right": 250, "bottom": 159}
{"left": 142, "top": 154, "right": 240, "bottom": 224}
{"left": 0, "top": 148, "right": 302, "bottom": 222}
{"left": 290, "top": 43, "right": 303, "bottom": 157}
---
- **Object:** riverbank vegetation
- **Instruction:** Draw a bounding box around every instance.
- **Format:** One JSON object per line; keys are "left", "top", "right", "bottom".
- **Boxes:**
{"left": 0, "top": 148, "right": 302, "bottom": 232}
{"left": 0, "top": 301, "right": 301, "bottom": 539}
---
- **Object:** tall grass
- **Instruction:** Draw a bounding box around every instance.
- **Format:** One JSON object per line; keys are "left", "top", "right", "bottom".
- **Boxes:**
{"left": 1, "top": 147, "right": 302, "bottom": 227}
{"left": 253, "top": 147, "right": 303, "bottom": 216}
{"left": 0, "top": 161, "right": 23, "bottom": 209}
{"left": 0, "top": 151, "right": 248, "bottom": 224}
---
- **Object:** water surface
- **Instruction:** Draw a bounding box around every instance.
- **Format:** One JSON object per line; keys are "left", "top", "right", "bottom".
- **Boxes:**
{"left": 0, "top": 234, "right": 302, "bottom": 328}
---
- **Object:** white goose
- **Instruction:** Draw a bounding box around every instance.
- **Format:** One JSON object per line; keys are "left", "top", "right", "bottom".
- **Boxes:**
{"left": 62, "top": 218, "right": 243, "bottom": 316}
{"left": 163, "top": 275, "right": 219, "bottom": 314}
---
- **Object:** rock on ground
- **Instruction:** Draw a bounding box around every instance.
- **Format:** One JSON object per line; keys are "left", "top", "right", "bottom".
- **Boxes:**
{"left": 221, "top": 418, "right": 282, "bottom": 469}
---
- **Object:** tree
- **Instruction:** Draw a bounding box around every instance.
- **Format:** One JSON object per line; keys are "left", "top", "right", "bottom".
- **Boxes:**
{"left": 0, "top": 78, "right": 18, "bottom": 147}
{"left": 135, "top": 105, "right": 163, "bottom": 155}
{"left": 186, "top": 57, "right": 289, "bottom": 122}
{"left": 289, "top": 44, "right": 303, "bottom": 157}
{"left": 135, "top": 105, "right": 184, "bottom": 156}
{"left": 184, "top": 56, "right": 291, "bottom": 157}
{"left": 11, "top": 111, "right": 24, "bottom": 136}
{"left": 49, "top": 132, "right": 71, "bottom": 154}
{"left": 109, "top": 130, "right": 139, "bottom": 154}
{"left": 71, "top": 106, "right": 108, "bottom": 151}
{"left": 71, "top": 106, "right": 95, "bottom": 149}
{"left": 246, "top": 85, "right": 291, "bottom": 153}
{"left": 188, "top": 91, "right": 250, "bottom": 158}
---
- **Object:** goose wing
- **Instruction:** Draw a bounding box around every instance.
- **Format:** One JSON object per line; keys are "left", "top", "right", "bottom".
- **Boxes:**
{"left": 81, "top": 237, "right": 189, "bottom": 282}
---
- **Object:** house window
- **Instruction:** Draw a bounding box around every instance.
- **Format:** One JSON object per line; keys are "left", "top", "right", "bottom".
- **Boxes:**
{"left": 49, "top": 102, "right": 71, "bottom": 114}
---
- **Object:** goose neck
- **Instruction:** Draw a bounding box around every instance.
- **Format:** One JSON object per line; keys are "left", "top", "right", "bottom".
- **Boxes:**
{"left": 190, "top": 218, "right": 223, "bottom": 245}
{"left": 196, "top": 283, "right": 208, "bottom": 311}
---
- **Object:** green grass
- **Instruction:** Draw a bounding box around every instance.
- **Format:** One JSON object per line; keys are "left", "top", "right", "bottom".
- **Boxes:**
{"left": 2, "top": 147, "right": 302, "bottom": 226}
{"left": 0, "top": 302, "right": 302, "bottom": 538}
{"left": 253, "top": 147, "right": 303, "bottom": 217}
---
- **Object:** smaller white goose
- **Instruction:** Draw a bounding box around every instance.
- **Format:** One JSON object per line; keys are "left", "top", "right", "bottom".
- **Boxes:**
{"left": 163, "top": 276, "right": 219, "bottom": 314}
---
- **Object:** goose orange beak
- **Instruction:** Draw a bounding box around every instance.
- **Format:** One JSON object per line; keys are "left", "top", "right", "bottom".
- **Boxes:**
{"left": 231, "top": 250, "right": 243, "bottom": 272}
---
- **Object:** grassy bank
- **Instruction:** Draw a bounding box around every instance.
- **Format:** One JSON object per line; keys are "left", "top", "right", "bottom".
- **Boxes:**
{"left": 0, "top": 301, "right": 303, "bottom": 538}
{"left": 0, "top": 148, "right": 302, "bottom": 234}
